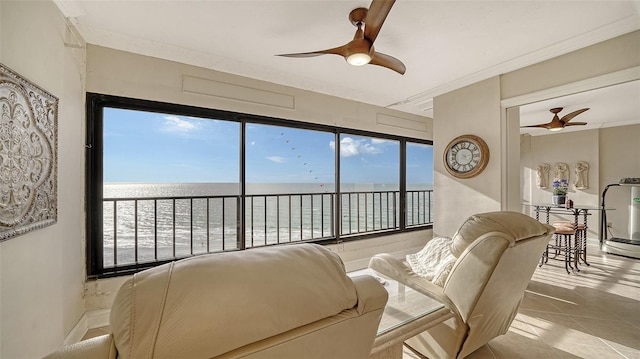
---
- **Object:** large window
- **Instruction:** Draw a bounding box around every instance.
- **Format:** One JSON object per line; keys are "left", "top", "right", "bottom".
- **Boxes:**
{"left": 339, "top": 134, "right": 399, "bottom": 234}
{"left": 99, "top": 107, "right": 241, "bottom": 270}
{"left": 86, "top": 93, "right": 432, "bottom": 277}
{"left": 245, "top": 124, "right": 335, "bottom": 245}
{"left": 406, "top": 142, "right": 434, "bottom": 226}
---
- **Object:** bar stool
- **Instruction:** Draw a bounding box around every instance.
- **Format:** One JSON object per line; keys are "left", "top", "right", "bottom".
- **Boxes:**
{"left": 553, "top": 221, "right": 589, "bottom": 266}
{"left": 540, "top": 224, "right": 577, "bottom": 273}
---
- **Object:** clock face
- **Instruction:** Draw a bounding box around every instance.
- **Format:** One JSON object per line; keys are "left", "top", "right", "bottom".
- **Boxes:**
{"left": 447, "top": 141, "right": 480, "bottom": 172}
{"left": 443, "top": 135, "right": 489, "bottom": 179}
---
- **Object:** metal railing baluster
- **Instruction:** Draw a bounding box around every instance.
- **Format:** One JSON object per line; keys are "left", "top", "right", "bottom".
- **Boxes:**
{"left": 190, "top": 198, "right": 194, "bottom": 255}
{"left": 288, "top": 195, "right": 292, "bottom": 242}
{"left": 172, "top": 199, "right": 176, "bottom": 257}
{"left": 365, "top": 193, "right": 369, "bottom": 231}
{"left": 154, "top": 199, "right": 157, "bottom": 260}
{"left": 309, "top": 194, "right": 314, "bottom": 239}
{"left": 113, "top": 201, "right": 117, "bottom": 266}
{"left": 134, "top": 200, "right": 138, "bottom": 263}
{"left": 263, "top": 195, "right": 267, "bottom": 246}
{"left": 321, "top": 194, "right": 324, "bottom": 238}
{"left": 250, "top": 196, "right": 254, "bottom": 248}
{"left": 276, "top": 195, "right": 280, "bottom": 244}
{"left": 206, "top": 198, "right": 210, "bottom": 253}
{"left": 357, "top": 194, "right": 361, "bottom": 233}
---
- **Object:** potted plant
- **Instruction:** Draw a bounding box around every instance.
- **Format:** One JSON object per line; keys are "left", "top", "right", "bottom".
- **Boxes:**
{"left": 552, "top": 179, "right": 569, "bottom": 206}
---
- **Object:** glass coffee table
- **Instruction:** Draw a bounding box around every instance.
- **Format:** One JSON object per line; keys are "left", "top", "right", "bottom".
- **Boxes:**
{"left": 368, "top": 270, "right": 453, "bottom": 359}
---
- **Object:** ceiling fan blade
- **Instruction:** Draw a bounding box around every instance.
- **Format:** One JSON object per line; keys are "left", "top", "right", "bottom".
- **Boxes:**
{"left": 370, "top": 52, "right": 406, "bottom": 74}
{"left": 521, "top": 124, "right": 551, "bottom": 129}
{"left": 364, "top": 0, "right": 396, "bottom": 43}
{"left": 564, "top": 122, "right": 588, "bottom": 127}
{"left": 560, "top": 108, "right": 589, "bottom": 124}
{"left": 276, "top": 45, "right": 348, "bottom": 58}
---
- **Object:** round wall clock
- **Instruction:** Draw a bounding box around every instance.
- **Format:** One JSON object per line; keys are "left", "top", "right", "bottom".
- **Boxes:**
{"left": 443, "top": 134, "right": 489, "bottom": 179}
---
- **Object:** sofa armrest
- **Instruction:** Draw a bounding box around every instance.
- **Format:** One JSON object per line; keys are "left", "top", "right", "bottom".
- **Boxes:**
{"left": 351, "top": 275, "right": 388, "bottom": 315}
{"left": 44, "top": 334, "right": 117, "bottom": 359}
{"left": 368, "top": 253, "right": 414, "bottom": 283}
{"left": 369, "top": 253, "right": 455, "bottom": 313}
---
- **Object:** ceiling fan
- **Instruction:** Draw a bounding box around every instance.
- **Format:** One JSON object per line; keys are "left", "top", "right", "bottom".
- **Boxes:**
{"left": 276, "top": 0, "right": 406, "bottom": 75}
{"left": 522, "top": 107, "right": 589, "bottom": 131}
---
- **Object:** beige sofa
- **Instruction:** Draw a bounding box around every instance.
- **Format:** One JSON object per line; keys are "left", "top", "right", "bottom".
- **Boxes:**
{"left": 46, "top": 243, "right": 388, "bottom": 359}
{"left": 369, "top": 211, "right": 554, "bottom": 359}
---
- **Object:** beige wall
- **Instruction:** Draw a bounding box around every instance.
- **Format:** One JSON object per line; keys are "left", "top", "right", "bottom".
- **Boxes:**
{"left": 433, "top": 77, "right": 502, "bottom": 236}
{"left": 0, "top": 1, "right": 86, "bottom": 358}
{"left": 86, "top": 45, "right": 432, "bottom": 139}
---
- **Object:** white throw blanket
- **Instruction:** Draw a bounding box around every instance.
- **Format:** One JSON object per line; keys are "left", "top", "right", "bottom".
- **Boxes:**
{"left": 406, "top": 236, "right": 456, "bottom": 287}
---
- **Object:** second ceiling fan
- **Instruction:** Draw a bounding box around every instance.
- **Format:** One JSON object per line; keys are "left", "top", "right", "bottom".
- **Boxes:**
{"left": 522, "top": 107, "right": 590, "bottom": 131}
{"left": 276, "top": 0, "right": 406, "bottom": 75}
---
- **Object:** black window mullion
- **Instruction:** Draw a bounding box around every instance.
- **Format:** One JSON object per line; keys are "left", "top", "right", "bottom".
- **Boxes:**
{"left": 334, "top": 131, "right": 342, "bottom": 242}
{"left": 239, "top": 121, "right": 246, "bottom": 250}
{"left": 400, "top": 139, "right": 407, "bottom": 230}
{"left": 85, "top": 94, "right": 105, "bottom": 276}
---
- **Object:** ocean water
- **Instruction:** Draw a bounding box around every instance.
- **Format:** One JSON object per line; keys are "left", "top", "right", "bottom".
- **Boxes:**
{"left": 102, "top": 183, "right": 432, "bottom": 267}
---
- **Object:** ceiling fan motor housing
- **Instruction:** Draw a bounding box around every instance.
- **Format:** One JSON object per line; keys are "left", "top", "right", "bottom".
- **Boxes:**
{"left": 349, "top": 7, "right": 368, "bottom": 26}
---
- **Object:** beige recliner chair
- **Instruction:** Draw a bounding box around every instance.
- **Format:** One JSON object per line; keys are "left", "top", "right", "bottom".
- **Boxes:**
{"left": 369, "top": 211, "right": 554, "bottom": 359}
{"left": 46, "top": 243, "right": 388, "bottom": 359}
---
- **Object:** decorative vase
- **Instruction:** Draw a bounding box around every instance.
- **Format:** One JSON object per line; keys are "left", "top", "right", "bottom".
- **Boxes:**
{"left": 552, "top": 195, "right": 566, "bottom": 207}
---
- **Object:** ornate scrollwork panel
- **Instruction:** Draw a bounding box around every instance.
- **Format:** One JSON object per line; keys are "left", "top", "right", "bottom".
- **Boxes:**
{"left": 0, "top": 63, "right": 57, "bottom": 241}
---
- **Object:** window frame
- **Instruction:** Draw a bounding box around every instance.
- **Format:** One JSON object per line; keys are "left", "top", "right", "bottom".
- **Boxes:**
{"left": 86, "top": 93, "right": 433, "bottom": 277}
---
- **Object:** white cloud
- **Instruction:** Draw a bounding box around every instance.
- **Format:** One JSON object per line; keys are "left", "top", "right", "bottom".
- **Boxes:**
{"left": 162, "top": 116, "right": 200, "bottom": 133}
{"left": 267, "top": 156, "right": 286, "bottom": 163}
{"left": 371, "top": 138, "right": 389, "bottom": 144}
{"left": 330, "top": 137, "right": 382, "bottom": 157}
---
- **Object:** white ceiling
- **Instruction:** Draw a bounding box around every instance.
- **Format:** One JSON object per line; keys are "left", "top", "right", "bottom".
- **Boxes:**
{"left": 55, "top": 0, "right": 640, "bottom": 123}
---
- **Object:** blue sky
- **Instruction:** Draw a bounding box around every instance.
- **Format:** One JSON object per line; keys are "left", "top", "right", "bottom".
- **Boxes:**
{"left": 103, "top": 108, "right": 433, "bottom": 185}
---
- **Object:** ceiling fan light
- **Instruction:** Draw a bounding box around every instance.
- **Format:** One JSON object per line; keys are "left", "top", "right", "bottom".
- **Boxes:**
{"left": 346, "top": 52, "right": 371, "bottom": 66}
{"left": 548, "top": 127, "right": 563, "bottom": 132}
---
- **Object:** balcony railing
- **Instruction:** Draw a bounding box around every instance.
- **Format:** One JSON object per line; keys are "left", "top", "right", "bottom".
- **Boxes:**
{"left": 100, "top": 189, "right": 433, "bottom": 273}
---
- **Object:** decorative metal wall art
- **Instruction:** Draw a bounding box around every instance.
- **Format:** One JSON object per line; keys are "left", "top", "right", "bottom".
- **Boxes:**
{"left": 0, "top": 63, "right": 58, "bottom": 241}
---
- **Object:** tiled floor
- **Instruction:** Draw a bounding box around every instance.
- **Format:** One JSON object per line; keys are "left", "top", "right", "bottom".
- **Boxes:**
{"left": 84, "top": 244, "right": 639, "bottom": 359}
{"left": 402, "top": 244, "right": 640, "bottom": 359}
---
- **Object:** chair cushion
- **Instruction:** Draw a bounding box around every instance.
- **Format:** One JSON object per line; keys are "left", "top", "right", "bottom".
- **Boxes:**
{"left": 406, "top": 236, "right": 457, "bottom": 286}
{"left": 450, "top": 211, "right": 551, "bottom": 258}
